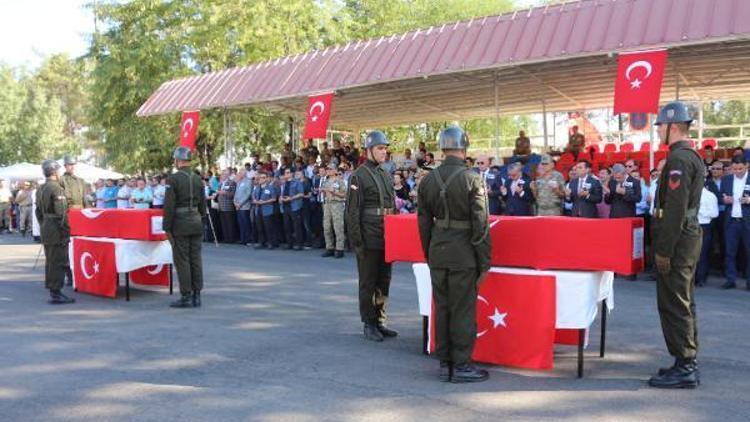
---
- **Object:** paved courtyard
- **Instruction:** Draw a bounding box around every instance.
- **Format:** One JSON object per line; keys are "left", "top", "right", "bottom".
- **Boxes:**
{"left": 1, "top": 234, "right": 749, "bottom": 421}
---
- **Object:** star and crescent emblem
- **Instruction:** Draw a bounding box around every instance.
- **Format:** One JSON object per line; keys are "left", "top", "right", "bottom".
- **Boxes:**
{"left": 181, "top": 118, "right": 194, "bottom": 138}
{"left": 309, "top": 101, "right": 326, "bottom": 122}
{"left": 625, "top": 60, "right": 653, "bottom": 90}
{"left": 476, "top": 295, "right": 508, "bottom": 338}
{"left": 80, "top": 252, "right": 100, "bottom": 280}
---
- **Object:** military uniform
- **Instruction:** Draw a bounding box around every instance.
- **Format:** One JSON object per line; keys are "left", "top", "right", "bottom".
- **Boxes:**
{"left": 164, "top": 153, "right": 207, "bottom": 308}
{"left": 321, "top": 175, "right": 347, "bottom": 254}
{"left": 61, "top": 172, "right": 88, "bottom": 209}
{"left": 649, "top": 102, "right": 704, "bottom": 389}
{"left": 418, "top": 155, "right": 492, "bottom": 372}
{"left": 534, "top": 170, "right": 566, "bottom": 216}
{"left": 345, "top": 132, "right": 397, "bottom": 341}
{"left": 35, "top": 161, "right": 75, "bottom": 304}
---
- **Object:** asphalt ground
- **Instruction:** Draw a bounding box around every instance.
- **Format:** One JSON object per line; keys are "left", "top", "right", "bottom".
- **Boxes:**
{"left": 1, "top": 233, "right": 749, "bottom": 421}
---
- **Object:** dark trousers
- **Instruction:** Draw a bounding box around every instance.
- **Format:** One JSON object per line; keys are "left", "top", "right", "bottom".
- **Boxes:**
{"left": 44, "top": 243, "right": 69, "bottom": 291}
{"left": 219, "top": 210, "right": 238, "bottom": 243}
{"left": 282, "top": 209, "right": 304, "bottom": 247}
{"left": 711, "top": 211, "right": 726, "bottom": 272}
{"left": 256, "top": 214, "right": 278, "bottom": 247}
{"left": 430, "top": 267, "right": 479, "bottom": 365}
{"left": 207, "top": 208, "right": 222, "bottom": 242}
{"left": 171, "top": 234, "right": 203, "bottom": 295}
{"left": 695, "top": 223, "right": 713, "bottom": 284}
{"left": 301, "top": 203, "right": 313, "bottom": 246}
{"left": 309, "top": 201, "right": 324, "bottom": 247}
{"left": 356, "top": 248, "right": 392, "bottom": 325}
{"left": 724, "top": 218, "right": 750, "bottom": 282}
{"left": 657, "top": 232, "right": 700, "bottom": 360}
{"left": 237, "top": 209, "right": 252, "bottom": 244}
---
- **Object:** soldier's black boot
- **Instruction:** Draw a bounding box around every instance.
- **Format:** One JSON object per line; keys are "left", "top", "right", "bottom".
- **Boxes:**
{"left": 649, "top": 358, "right": 699, "bottom": 389}
{"left": 658, "top": 358, "right": 700, "bottom": 377}
{"left": 192, "top": 291, "right": 201, "bottom": 308}
{"left": 363, "top": 323, "right": 384, "bottom": 342}
{"left": 439, "top": 361, "right": 452, "bottom": 382}
{"left": 321, "top": 249, "right": 334, "bottom": 258}
{"left": 451, "top": 363, "right": 489, "bottom": 383}
{"left": 377, "top": 324, "right": 398, "bottom": 338}
{"left": 48, "top": 290, "right": 75, "bottom": 305}
{"left": 721, "top": 281, "right": 736, "bottom": 289}
{"left": 170, "top": 294, "right": 193, "bottom": 308}
{"left": 334, "top": 250, "right": 344, "bottom": 258}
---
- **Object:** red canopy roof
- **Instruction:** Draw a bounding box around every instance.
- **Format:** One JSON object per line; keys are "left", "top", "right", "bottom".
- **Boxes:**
{"left": 137, "top": 0, "right": 750, "bottom": 126}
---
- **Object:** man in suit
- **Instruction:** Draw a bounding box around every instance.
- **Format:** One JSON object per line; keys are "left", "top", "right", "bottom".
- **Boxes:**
{"left": 719, "top": 155, "right": 750, "bottom": 290}
{"left": 566, "top": 160, "right": 603, "bottom": 218}
{"left": 705, "top": 161, "right": 726, "bottom": 273}
{"left": 501, "top": 162, "right": 533, "bottom": 216}
{"left": 474, "top": 155, "right": 502, "bottom": 215}
{"left": 605, "top": 163, "right": 642, "bottom": 218}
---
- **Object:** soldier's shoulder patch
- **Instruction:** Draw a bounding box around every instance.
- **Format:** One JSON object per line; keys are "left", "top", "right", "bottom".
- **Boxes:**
{"left": 668, "top": 170, "right": 683, "bottom": 190}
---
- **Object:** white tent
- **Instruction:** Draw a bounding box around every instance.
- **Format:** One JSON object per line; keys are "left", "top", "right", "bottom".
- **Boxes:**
{"left": 0, "top": 163, "right": 44, "bottom": 182}
{"left": 0, "top": 161, "right": 124, "bottom": 184}
{"left": 56, "top": 161, "right": 124, "bottom": 183}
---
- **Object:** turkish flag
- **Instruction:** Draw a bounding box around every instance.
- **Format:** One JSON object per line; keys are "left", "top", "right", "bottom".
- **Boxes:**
{"left": 179, "top": 111, "right": 200, "bottom": 151}
{"left": 302, "top": 93, "right": 333, "bottom": 139}
{"left": 72, "top": 238, "right": 117, "bottom": 298}
{"left": 129, "top": 265, "right": 169, "bottom": 286}
{"left": 613, "top": 50, "right": 667, "bottom": 114}
{"left": 471, "top": 272, "right": 557, "bottom": 370}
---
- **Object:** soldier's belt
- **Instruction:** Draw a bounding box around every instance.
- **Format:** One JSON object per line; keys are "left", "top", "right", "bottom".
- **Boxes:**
{"left": 363, "top": 207, "right": 394, "bottom": 216}
{"left": 433, "top": 219, "right": 472, "bottom": 229}
{"left": 654, "top": 207, "right": 698, "bottom": 219}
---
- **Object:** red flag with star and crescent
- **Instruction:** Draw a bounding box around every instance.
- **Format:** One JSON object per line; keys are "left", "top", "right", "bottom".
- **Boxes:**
{"left": 72, "top": 238, "right": 117, "bottom": 298}
{"left": 302, "top": 93, "right": 333, "bottom": 139}
{"left": 472, "top": 272, "right": 557, "bottom": 370}
{"left": 427, "top": 271, "right": 557, "bottom": 370}
{"left": 129, "top": 265, "right": 169, "bottom": 286}
{"left": 613, "top": 50, "right": 668, "bottom": 115}
{"left": 179, "top": 111, "right": 200, "bottom": 152}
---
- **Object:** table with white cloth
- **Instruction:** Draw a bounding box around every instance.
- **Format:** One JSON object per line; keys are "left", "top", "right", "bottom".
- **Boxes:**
{"left": 69, "top": 236, "right": 174, "bottom": 300}
{"left": 412, "top": 263, "right": 614, "bottom": 377}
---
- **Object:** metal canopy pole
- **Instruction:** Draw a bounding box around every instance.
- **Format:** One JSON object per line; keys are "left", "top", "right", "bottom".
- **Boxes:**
{"left": 698, "top": 102, "right": 704, "bottom": 143}
{"left": 223, "top": 108, "right": 228, "bottom": 168}
{"left": 649, "top": 113, "right": 655, "bottom": 169}
{"left": 542, "top": 99, "right": 549, "bottom": 151}
{"left": 494, "top": 74, "right": 500, "bottom": 159}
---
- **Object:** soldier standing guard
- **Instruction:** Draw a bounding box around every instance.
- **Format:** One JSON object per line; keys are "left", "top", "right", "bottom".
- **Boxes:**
{"left": 321, "top": 164, "right": 347, "bottom": 258}
{"left": 35, "top": 160, "right": 75, "bottom": 304}
{"left": 649, "top": 101, "right": 704, "bottom": 389}
{"left": 60, "top": 155, "right": 88, "bottom": 209}
{"left": 164, "top": 147, "right": 207, "bottom": 308}
{"left": 417, "top": 126, "right": 492, "bottom": 383}
{"left": 345, "top": 131, "right": 398, "bottom": 342}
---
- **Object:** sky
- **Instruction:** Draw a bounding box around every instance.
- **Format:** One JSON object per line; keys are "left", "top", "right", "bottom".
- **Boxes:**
{"left": 0, "top": 0, "right": 94, "bottom": 69}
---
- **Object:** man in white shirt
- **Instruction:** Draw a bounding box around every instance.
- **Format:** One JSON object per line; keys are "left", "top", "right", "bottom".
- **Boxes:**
{"left": 719, "top": 155, "right": 750, "bottom": 289}
{"left": 695, "top": 186, "right": 719, "bottom": 286}
{"left": 116, "top": 179, "right": 133, "bottom": 209}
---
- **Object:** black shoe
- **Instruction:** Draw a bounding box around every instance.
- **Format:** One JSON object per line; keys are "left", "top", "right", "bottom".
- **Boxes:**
{"left": 439, "top": 361, "right": 452, "bottom": 382}
{"left": 721, "top": 281, "right": 737, "bottom": 289}
{"left": 321, "top": 249, "right": 334, "bottom": 258}
{"left": 649, "top": 359, "right": 699, "bottom": 389}
{"left": 334, "top": 250, "right": 344, "bottom": 258}
{"left": 254, "top": 244, "right": 265, "bottom": 250}
{"left": 192, "top": 292, "right": 201, "bottom": 307}
{"left": 377, "top": 324, "right": 398, "bottom": 338}
{"left": 363, "top": 324, "right": 384, "bottom": 342}
{"left": 48, "top": 290, "right": 75, "bottom": 305}
{"left": 170, "top": 295, "right": 193, "bottom": 308}
{"left": 451, "top": 363, "right": 489, "bottom": 383}
{"left": 294, "top": 245, "right": 303, "bottom": 251}
{"left": 285, "top": 244, "right": 294, "bottom": 250}
{"left": 696, "top": 280, "right": 706, "bottom": 287}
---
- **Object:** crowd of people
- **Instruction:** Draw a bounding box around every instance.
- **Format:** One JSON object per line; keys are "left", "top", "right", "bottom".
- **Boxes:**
{"left": 2, "top": 133, "right": 747, "bottom": 292}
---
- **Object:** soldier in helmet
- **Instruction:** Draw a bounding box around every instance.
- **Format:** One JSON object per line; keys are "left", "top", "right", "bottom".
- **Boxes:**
{"left": 417, "top": 126, "right": 492, "bottom": 383}
{"left": 35, "top": 160, "right": 75, "bottom": 304}
{"left": 60, "top": 155, "right": 88, "bottom": 209}
{"left": 163, "top": 146, "right": 207, "bottom": 308}
{"left": 345, "top": 130, "right": 398, "bottom": 342}
{"left": 649, "top": 101, "right": 704, "bottom": 389}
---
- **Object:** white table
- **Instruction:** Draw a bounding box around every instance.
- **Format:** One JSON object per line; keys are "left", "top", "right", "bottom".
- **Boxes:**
{"left": 413, "top": 264, "right": 615, "bottom": 377}
{"left": 69, "top": 236, "right": 174, "bottom": 300}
